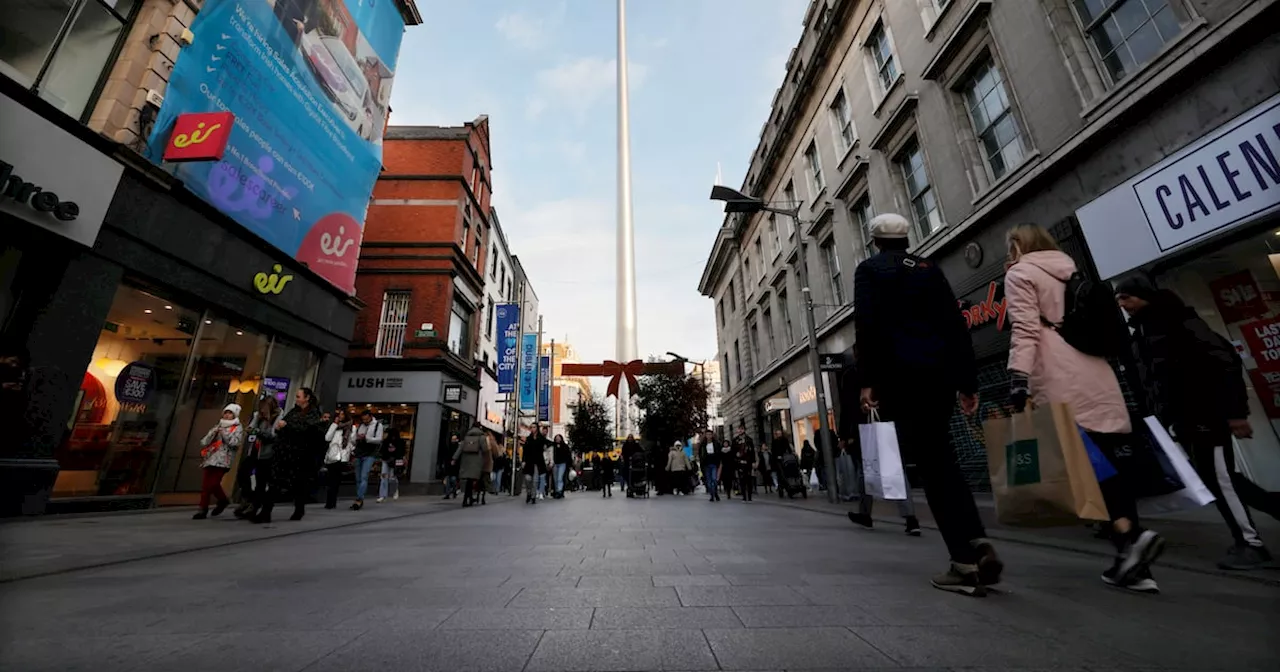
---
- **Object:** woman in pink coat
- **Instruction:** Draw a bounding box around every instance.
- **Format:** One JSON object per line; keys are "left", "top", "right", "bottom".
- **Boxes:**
{"left": 1004, "top": 223, "right": 1164, "bottom": 594}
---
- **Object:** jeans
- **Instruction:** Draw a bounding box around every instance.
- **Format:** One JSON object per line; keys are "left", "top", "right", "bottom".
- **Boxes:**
{"left": 444, "top": 474, "right": 458, "bottom": 497}
{"left": 537, "top": 473, "right": 547, "bottom": 496}
{"left": 554, "top": 463, "right": 567, "bottom": 493}
{"left": 354, "top": 455, "right": 376, "bottom": 501}
{"left": 705, "top": 464, "right": 719, "bottom": 497}
{"left": 492, "top": 468, "right": 505, "bottom": 494}
{"left": 379, "top": 460, "right": 398, "bottom": 499}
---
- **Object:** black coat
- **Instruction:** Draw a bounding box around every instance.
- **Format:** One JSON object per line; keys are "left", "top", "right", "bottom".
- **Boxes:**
{"left": 770, "top": 436, "right": 791, "bottom": 462}
{"left": 273, "top": 403, "right": 325, "bottom": 481}
{"left": 553, "top": 440, "right": 572, "bottom": 465}
{"left": 854, "top": 249, "right": 976, "bottom": 395}
{"left": 800, "top": 444, "right": 816, "bottom": 470}
{"left": 1128, "top": 291, "right": 1249, "bottom": 426}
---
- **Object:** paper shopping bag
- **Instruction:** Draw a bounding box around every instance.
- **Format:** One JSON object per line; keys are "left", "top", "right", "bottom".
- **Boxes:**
{"left": 858, "top": 410, "right": 907, "bottom": 500}
{"left": 1137, "top": 417, "right": 1215, "bottom": 516}
{"left": 983, "top": 404, "right": 1110, "bottom": 527}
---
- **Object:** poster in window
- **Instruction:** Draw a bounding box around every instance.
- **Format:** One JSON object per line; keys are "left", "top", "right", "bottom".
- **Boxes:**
{"left": 1209, "top": 270, "right": 1266, "bottom": 324}
{"left": 1248, "top": 369, "right": 1280, "bottom": 419}
{"left": 1242, "top": 315, "right": 1280, "bottom": 373}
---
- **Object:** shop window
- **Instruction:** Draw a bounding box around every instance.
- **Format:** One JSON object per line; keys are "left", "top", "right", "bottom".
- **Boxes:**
{"left": 959, "top": 56, "right": 1026, "bottom": 181}
{"left": 1071, "top": 0, "right": 1183, "bottom": 84}
{"left": 1, "top": 0, "right": 135, "bottom": 119}
{"left": 344, "top": 402, "right": 417, "bottom": 484}
{"left": 897, "top": 139, "right": 944, "bottom": 238}
{"left": 375, "top": 291, "right": 410, "bottom": 358}
{"left": 448, "top": 299, "right": 472, "bottom": 358}
{"left": 436, "top": 408, "right": 473, "bottom": 480}
{"left": 263, "top": 336, "right": 319, "bottom": 413}
{"left": 56, "top": 284, "right": 199, "bottom": 498}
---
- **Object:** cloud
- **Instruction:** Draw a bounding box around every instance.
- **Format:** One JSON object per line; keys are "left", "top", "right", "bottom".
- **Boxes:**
{"left": 526, "top": 56, "right": 649, "bottom": 120}
{"left": 494, "top": 3, "right": 565, "bottom": 50}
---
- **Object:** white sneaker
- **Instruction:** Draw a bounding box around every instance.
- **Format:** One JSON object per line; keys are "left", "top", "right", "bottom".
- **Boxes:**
{"left": 376, "top": 497, "right": 385, "bottom": 503}
{"left": 393, "top": 491, "right": 400, "bottom": 500}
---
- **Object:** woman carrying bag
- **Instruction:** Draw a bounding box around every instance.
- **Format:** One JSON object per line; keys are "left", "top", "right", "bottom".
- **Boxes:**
{"left": 323, "top": 409, "right": 354, "bottom": 509}
{"left": 254, "top": 387, "right": 325, "bottom": 523}
{"left": 1004, "top": 223, "right": 1164, "bottom": 593}
{"left": 194, "top": 403, "right": 244, "bottom": 520}
{"left": 235, "top": 397, "right": 280, "bottom": 520}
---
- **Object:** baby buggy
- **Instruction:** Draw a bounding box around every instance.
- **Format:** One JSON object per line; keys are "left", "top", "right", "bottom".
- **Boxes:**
{"left": 627, "top": 453, "right": 649, "bottom": 498}
{"left": 778, "top": 452, "right": 807, "bottom": 499}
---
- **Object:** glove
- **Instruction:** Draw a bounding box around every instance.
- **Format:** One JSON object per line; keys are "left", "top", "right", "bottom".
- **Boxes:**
{"left": 1009, "top": 371, "right": 1030, "bottom": 412}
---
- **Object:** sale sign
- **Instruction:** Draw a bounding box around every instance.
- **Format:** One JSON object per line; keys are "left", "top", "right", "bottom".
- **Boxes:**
{"left": 1209, "top": 270, "right": 1267, "bottom": 324}
{"left": 1242, "top": 316, "right": 1280, "bottom": 372}
{"left": 1248, "top": 369, "right": 1280, "bottom": 419}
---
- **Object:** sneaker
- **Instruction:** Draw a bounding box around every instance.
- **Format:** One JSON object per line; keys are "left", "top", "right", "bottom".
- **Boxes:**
{"left": 1217, "top": 544, "right": 1276, "bottom": 570}
{"left": 376, "top": 497, "right": 385, "bottom": 503}
{"left": 192, "top": 510, "right": 208, "bottom": 520}
{"left": 974, "top": 540, "right": 1004, "bottom": 587}
{"left": 847, "top": 512, "right": 874, "bottom": 529}
{"left": 210, "top": 501, "right": 229, "bottom": 517}
{"left": 931, "top": 564, "right": 986, "bottom": 597}
{"left": 1102, "top": 563, "right": 1160, "bottom": 594}
{"left": 905, "top": 516, "right": 921, "bottom": 537}
{"left": 1117, "top": 529, "right": 1165, "bottom": 585}
{"left": 393, "top": 491, "right": 400, "bottom": 500}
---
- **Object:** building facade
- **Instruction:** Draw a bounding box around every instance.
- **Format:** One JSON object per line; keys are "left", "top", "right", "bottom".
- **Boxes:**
{"left": 2, "top": 0, "right": 422, "bottom": 515}
{"left": 542, "top": 341, "right": 592, "bottom": 440}
{"left": 701, "top": 0, "right": 1280, "bottom": 488}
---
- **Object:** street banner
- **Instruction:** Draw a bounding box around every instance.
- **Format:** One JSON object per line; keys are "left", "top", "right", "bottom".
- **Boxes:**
{"left": 496, "top": 303, "right": 520, "bottom": 393}
{"left": 538, "top": 356, "right": 551, "bottom": 422}
{"left": 148, "top": 0, "right": 406, "bottom": 293}
{"left": 519, "top": 333, "right": 538, "bottom": 411}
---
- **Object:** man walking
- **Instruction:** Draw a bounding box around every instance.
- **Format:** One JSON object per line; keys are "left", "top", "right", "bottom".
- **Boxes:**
{"left": 770, "top": 429, "right": 790, "bottom": 492}
{"left": 701, "top": 430, "right": 726, "bottom": 501}
{"left": 851, "top": 213, "right": 999, "bottom": 596}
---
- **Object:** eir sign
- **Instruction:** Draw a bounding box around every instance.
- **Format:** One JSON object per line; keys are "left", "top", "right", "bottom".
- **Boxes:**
{"left": 1242, "top": 315, "right": 1280, "bottom": 373}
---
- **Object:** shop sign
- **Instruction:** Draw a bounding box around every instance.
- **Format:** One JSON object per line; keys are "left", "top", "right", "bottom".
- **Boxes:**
{"left": 959, "top": 281, "right": 1008, "bottom": 331}
{"left": 1209, "top": 270, "right": 1267, "bottom": 324}
{"left": 413, "top": 328, "right": 437, "bottom": 338}
{"left": 252, "top": 264, "right": 293, "bottom": 295}
{"left": 537, "top": 356, "right": 551, "bottom": 422}
{"left": 818, "top": 354, "right": 844, "bottom": 372}
{"left": 1241, "top": 316, "right": 1280, "bottom": 372}
{"left": 1248, "top": 369, "right": 1280, "bottom": 419}
{"left": 787, "top": 374, "right": 819, "bottom": 419}
{"left": 163, "top": 112, "right": 234, "bottom": 162}
{"left": 1, "top": 93, "right": 123, "bottom": 247}
{"left": 346, "top": 376, "right": 404, "bottom": 389}
{"left": 114, "top": 361, "right": 155, "bottom": 412}
{"left": 263, "top": 376, "right": 290, "bottom": 405}
{"left": 1078, "top": 93, "right": 1280, "bottom": 278}
{"left": 518, "top": 333, "right": 538, "bottom": 411}
{"left": 443, "top": 383, "right": 465, "bottom": 404}
{"left": 764, "top": 398, "right": 791, "bottom": 413}
{"left": 496, "top": 303, "right": 520, "bottom": 393}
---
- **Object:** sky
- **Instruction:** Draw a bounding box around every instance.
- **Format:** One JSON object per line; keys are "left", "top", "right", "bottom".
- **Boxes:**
{"left": 388, "top": 0, "right": 809, "bottom": 366}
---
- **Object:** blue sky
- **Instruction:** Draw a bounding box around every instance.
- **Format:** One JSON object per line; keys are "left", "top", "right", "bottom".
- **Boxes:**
{"left": 388, "top": 0, "right": 808, "bottom": 366}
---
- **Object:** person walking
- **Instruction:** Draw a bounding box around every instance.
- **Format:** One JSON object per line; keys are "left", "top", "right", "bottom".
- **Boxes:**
{"left": 442, "top": 433, "right": 461, "bottom": 499}
{"left": 724, "top": 427, "right": 745, "bottom": 498}
{"left": 234, "top": 397, "right": 280, "bottom": 520}
{"left": 737, "top": 435, "right": 756, "bottom": 502}
{"left": 1006, "top": 223, "right": 1164, "bottom": 593}
{"left": 349, "top": 409, "right": 383, "bottom": 511}
{"left": 846, "top": 412, "right": 922, "bottom": 536}
{"left": 478, "top": 430, "right": 499, "bottom": 505}
{"left": 322, "top": 409, "right": 354, "bottom": 509}
{"left": 552, "top": 434, "right": 572, "bottom": 499}
{"left": 452, "top": 422, "right": 487, "bottom": 507}
{"left": 770, "top": 429, "right": 790, "bottom": 492}
{"left": 255, "top": 387, "right": 325, "bottom": 523}
{"left": 522, "top": 436, "right": 549, "bottom": 504}
{"left": 1116, "top": 276, "right": 1278, "bottom": 571}
{"left": 701, "top": 430, "right": 727, "bottom": 502}
{"left": 852, "top": 213, "right": 998, "bottom": 596}
{"left": 378, "top": 428, "right": 405, "bottom": 503}
{"left": 621, "top": 434, "right": 641, "bottom": 497}
{"left": 493, "top": 445, "right": 509, "bottom": 495}
{"left": 194, "top": 403, "right": 243, "bottom": 520}
{"left": 600, "top": 451, "right": 616, "bottom": 498}
{"left": 666, "top": 441, "right": 691, "bottom": 495}
{"left": 799, "top": 440, "right": 817, "bottom": 490}
{"left": 757, "top": 444, "right": 774, "bottom": 494}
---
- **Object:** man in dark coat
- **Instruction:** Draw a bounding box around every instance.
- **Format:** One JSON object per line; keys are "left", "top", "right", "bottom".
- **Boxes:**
{"left": 852, "top": 212, "right": 996, "bottom": 596}
{"left": 621, "top": 435, "right": 642, "bottom": 497}
{"left": 1117, "top": 277, "right": 1278, "bottom": 570}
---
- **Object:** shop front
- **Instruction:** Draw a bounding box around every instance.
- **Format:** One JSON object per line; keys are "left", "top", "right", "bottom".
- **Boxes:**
{"left": 785, "top": 373, "right": 836, "bottom": 454}
{"left": 1077, "top": 93, "right": 1280, "bottom": 492}
{"left": 336, "top": 370, "right": 478, "bottom": 492}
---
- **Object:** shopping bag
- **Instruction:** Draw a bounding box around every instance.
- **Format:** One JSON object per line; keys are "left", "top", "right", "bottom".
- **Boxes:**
{"left": 1121, "top": 418, "right": 1184, "bottom": 498}
{"left": 983, "top": 404, "right": 1110, "bottom": 527}
{"left": 1137, "top": 417, "right": 1215, "bottom": 515}
{"left": 858, "top": 410, "right": 907, "bottom": 500}
{"left": 835, "top": 452, "right": 858, "bottom": 502}
{"left": 808, "top": 469, "right": 820, "bottom": 489}
{"left": 1077, "top": 428, "right": 1118, "bottom": 482}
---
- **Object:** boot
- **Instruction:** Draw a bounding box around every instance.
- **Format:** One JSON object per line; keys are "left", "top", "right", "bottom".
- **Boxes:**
{"left": 211, "top": 501, "right": 229, "bottom": 517}
{"left": 289, "top": 507, "right": 305, "bottom": 521}
{"left": 192, "top": 509, "right": 208, "bottom": 520}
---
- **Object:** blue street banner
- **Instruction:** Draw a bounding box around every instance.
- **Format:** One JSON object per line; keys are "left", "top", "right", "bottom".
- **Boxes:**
{"left": 496, "top": 303, "right": 520, "bottom": 394}
{"left": 518, "top": 334, "right": 538, "bottom": 411}
{"left": 149, "top": 0, "right": 406, "bottom": 293}
{"left": 538, "top": 356, "right": 551, "bottom": 422}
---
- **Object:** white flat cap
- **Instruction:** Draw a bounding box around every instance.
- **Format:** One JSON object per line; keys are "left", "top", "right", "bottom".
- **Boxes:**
{"left": 868, "top": 213, "right": 910, "bottom": 239}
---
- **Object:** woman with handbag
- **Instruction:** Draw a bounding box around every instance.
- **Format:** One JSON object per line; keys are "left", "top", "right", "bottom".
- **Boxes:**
{"left": 194, "top": 403, "right": 244, "bottom": 520}
{"left": 254, "top": 387, "right": 325, "bottom": 523}
{"left": 323, "top": 409, "right": 354, "bottom": 509}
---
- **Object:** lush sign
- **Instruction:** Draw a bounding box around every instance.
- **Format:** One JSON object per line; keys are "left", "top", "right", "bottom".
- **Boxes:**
{"left": 518, "top": 334, "right": 538, "bottom": 411}
{"left": 496, "top": 303, "right": 520, "bottom": 394}
{"left": 149, "top": 0, "right": 406, "bottom": 293}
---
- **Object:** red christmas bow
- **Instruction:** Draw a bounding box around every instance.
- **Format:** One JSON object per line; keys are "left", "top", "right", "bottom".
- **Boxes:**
{"left": 602, "top": 359, "right": 645, "bottom": 398}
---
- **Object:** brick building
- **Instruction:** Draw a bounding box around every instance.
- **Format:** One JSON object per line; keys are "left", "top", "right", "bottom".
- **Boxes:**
{"left": 337, "top": 120, "right": 500, "bottom": 491}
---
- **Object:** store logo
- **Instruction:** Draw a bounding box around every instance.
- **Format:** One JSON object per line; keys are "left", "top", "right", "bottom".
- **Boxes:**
{"left": 959, "top": 281, "right": 1008, "bottom": 331}
{"left": 347, "top": 376, "right": 404, "bottom": 389}
{"left": 797, "top": 385, "right": 817, "bottom": 405}
{"left": 0, "top": 160, "right": 80, "bottom": 221}
{"left": 164, "top": 112, "right": 234, "bottom": 162}
{"left": 253, "top": 264, "right": 293, "bottom": 294}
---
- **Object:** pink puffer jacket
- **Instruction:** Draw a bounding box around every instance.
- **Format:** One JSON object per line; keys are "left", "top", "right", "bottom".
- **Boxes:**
{"left": 1006, "top": 250, "right": 1130, "bottom": 434}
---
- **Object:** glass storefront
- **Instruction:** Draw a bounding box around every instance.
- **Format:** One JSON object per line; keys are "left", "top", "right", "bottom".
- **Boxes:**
{"left": 436, "top": 408, "right": 473, "bottom": 480}
{"left": 341, "top": 402, "right": 417, "bottom": 483}
{"left": 55, "top": 281, "right": 321, "bottom": 501}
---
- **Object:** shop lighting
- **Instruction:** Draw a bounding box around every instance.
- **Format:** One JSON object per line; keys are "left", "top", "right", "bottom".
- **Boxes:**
{"left": 205, "top": 319, "right": 213, "bottom": 324}
{"left": 235, "top": 330, "right": 243, "bottom": 336}
{"left": 144, "top": 309, "right": 153, "bottom": 314}
{"left": 164, "top": 305, "right": 173, "bottom": 310}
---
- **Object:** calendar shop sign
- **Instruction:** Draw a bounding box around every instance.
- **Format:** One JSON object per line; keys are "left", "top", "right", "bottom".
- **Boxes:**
{"left": 1209, "top": 271, "right": 1266, "bottom": 324}
{"left": 114, "top": 361, "right": 155, "bottom": 412}
{"left": 1242, "top": 316, "right": 1280, "bottom": 373}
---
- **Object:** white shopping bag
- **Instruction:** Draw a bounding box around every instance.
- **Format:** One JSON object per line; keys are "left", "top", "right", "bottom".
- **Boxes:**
{"left": 858, "top": 410, "right": 907, "bottom": 500}
{"left": 808, "top": 469, "right": 819, "bottom": 489}
{"left": 1139, "top": 417, "right": 1216, "bottom": 516}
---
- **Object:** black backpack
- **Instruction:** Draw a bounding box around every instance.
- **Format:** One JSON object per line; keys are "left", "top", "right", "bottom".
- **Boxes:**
{"left": 1042, "top": 271, "right": 1127, "bottom": 358}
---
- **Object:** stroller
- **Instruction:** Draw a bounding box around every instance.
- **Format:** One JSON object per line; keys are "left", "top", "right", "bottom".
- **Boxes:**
{"left": 778, "top": 452, "right": 807, "bottom": 499}
{"left": 627, "top": 453, "right": 650, "bottom": 498}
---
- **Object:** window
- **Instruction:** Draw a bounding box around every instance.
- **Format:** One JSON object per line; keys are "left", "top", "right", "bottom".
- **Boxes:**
{"left": 814, "top": 2, "right": 831, "bottom": 31}
{"left": 2, "top": 0, "right": 135, "bottom": 119}
{"left": 1072, "top": 0, "right": 1182, "bottom": 83}
{"left": 769, "top": 214, "right": 782, "bottom": 258}
{"left": 762, "top": 306, "right": 776, "bottom": 358}
{"left": 717, "top": 299, "right": 725, "bottom": 326}
{"left": 898, "top": 140, "right": 943, "bottom": 237}
{"left": 743, "top": 257, "right": 753, "bottom": 290}
{"left": 499, "top": 264, "right": 506, "bottom": 288}
{"left": 933, "top": 0, "right": 953, "bottom": 11}
{"left": 753, "top": 238, "right": 765, "bottom": 279}
{"left": 867, "top": 20, "right": 899, "bottom": 92}
{"left": 490, "top": 246, "right": 499, "bottom": 277}
{"left": 830, "top": 89, "right": 857, "bottom": 153}
{"left": 961, "top": 57, "right": 1025, "bottom": 180}
{"left": 485, "top": 299, "right": 495, "bottom": 338}
{"left": 777, "top": 286, "right": 795, "bottom": 346}
{"left": 723, "top": 353, "right": 732, "bottom": 391}
{"left": 783, "top": 182, "right": 798, "bottom": 237}
{"left": 728, "top": 280, "right": 737, "bottom": 312}
{"left": 804, "top": 141, "right": 826, "bottom": 196}
{"left": 748, "top": 319, "right": 761, "bottom": 364}
{"left": 375, "top": 291, "right": 411, "bottom": 358}
{"left": 733, "top": 340, "right": 744, "bottom": 380}
{"left": 851, "top": 195, "right": 875, "bottom": 259}
{"left": 822, "top": 238, "right": 846, "bottom": 306}
{"left": 447, "top": 300, "right": 472, "bottom": 358}
{"left": 472, "top": 228, "right": 483, "bottom": 265}
{"left": 461, "top": 219, "right": 470, "bottom": 249}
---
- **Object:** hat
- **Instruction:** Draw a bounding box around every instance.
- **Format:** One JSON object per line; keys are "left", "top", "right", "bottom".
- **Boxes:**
{"left": 223, "top": 403, "right": 242, "bottom": 417}
{"left": 1114, "top": 276, "right": 1158, "bottom": 301}
{"left": 868, "top": 213, "right": 910, "bottom": 239}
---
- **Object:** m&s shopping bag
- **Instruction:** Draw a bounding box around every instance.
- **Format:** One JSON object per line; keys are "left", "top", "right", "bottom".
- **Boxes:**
{"left": 984, "top": 404, "right": 1110, "bottom": 527}
{"left": 857, "top": 410, "right": 907, "bottom": 500}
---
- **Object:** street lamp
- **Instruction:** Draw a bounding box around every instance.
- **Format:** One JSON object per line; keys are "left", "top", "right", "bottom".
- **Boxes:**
{"left": 710, "top": 185, "right": 838, "bottom": 504}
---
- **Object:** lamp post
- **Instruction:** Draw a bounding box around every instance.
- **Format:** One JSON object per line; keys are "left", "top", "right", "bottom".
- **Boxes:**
{"left": 710, "top": 185, "right": 838, "bottom": 504}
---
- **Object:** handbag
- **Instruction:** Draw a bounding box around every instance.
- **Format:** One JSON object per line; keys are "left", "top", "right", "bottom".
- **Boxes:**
{"left": 858, "top": 409, "right": 908, "bottom": 500}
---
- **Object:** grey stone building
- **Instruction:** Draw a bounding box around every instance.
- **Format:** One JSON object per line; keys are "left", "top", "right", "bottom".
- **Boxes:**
{"left": 700, "top": 0, "right": 1280, "bottom": 488}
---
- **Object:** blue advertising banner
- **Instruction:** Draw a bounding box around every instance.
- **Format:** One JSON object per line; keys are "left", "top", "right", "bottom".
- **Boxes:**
{"left": 149, "top": 0, "right": 405, "bottom": 293}
{"left": 496, "top": 303, "right": 520, "bottom": 394}
{"left": 538, "top": 356, "right": 551, "bottom": 422}
{"left": 518, "top": 334, "right": 538, "bottom": 411}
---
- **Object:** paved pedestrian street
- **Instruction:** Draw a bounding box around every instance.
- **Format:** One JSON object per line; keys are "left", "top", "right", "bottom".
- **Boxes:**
{"left": 1, "top": 495, "right": 1276, "bottom": 672}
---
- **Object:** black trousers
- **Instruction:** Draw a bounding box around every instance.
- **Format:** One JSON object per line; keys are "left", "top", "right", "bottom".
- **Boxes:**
{"left": 324, "top": 461, "right": 344, "bottom": 508}
{"left": 880, "top": 385, "right": 987, "bottom": 564}
{"left": 739, "top": 469, "right": 754, "bottom": 501}
{"left": 1083, "top": 431, "right": 1142, "bottom": 541}
{"left": 235, "top": 453, "right": 257, "bottom": 504}
{"left": 252, "top": 458, "right": 274, "bottom": 511}
{"left": 261, "top": 463, "right": 310, "bottom": 518}
{"left": 721, "top": 463, "right": 736, "bottom": 495}
{"left": 1179, "top": 422, "right": 1279, "bottom": 547}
